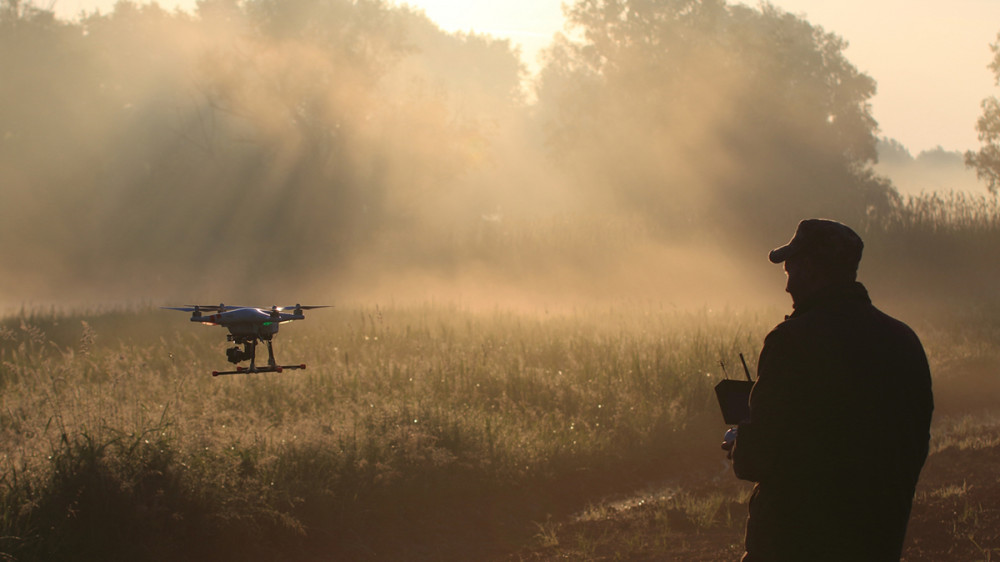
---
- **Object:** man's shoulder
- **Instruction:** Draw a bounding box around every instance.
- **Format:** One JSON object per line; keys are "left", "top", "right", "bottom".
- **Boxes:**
{"left": 868, "top": 305, "right": 925, "bottom": 347}
{"left": 766, "top": 300, "right": 922, "bottom": 349}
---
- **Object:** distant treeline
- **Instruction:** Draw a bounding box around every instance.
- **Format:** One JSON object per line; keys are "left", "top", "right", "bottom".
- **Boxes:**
{"left": 875, "top": 139, "right": 982, "bottom": 195}
{"left": 1, "top": 0, "right": 997, "bottom": 305}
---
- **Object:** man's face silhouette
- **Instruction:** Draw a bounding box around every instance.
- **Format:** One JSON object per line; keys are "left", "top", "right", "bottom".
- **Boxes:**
{"left": 783, "top": 253, "right": 825, "bottom": 304}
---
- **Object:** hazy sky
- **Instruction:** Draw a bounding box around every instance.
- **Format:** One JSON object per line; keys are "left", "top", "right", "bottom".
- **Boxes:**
{"left": 52, "top": 0, "right": 1000, "bottom": 154}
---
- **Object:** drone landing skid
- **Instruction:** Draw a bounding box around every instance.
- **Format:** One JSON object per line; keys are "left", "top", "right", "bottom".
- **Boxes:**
{"left": 212, "top": 364, "right": 307, "bottom": 377}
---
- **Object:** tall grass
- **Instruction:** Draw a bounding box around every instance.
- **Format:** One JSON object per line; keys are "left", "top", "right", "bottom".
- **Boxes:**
{"left": 877, "top": 191, "right": 1000, "bottom": 234}
{"left": 0, "top": 304, "right": 771, "bottom": 560}
{"left": 862, "top": 191, "right": 1000, "bottom": 309}
{"left": 2, "top": 294, "right": 998, "bottom": 559}
{"left": 4, "top": 189, "right": 1000, "bottom": 559}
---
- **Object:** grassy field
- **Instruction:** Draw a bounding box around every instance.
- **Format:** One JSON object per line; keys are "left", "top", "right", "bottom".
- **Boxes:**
{"left": 1, "top": 302, "right": 999, "bottom": 561}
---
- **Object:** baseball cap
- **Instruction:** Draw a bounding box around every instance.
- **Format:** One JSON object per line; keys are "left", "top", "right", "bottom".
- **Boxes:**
{"left": 768, "top": 219, "right": 864, "bottom": 268}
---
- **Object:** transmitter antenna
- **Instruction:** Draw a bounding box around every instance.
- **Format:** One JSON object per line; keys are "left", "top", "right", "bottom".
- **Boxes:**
{"left": 739, "top": 353, "right": 754, "bottom": 382}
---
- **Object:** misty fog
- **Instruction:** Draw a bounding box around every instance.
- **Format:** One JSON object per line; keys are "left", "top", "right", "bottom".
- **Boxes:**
{"left": 1, "top": 0, "right": 997, "bottom": 312}
{"left": 876, "top": 139, "right": 982, "bottom": 195}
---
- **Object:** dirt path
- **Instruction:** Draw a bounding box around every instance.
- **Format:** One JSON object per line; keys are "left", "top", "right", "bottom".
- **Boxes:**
{"left": 506, "top": 443, "right": 1000, "bottom": 561}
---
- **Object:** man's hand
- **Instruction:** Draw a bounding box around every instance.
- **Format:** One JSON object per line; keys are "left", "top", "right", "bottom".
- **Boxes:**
{"left": 721, "top": 427, "right": 738, "bottom": 459}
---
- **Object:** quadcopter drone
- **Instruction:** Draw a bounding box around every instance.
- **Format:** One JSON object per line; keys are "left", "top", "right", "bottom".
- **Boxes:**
{"left": 163, "top": 304, "right": 328, "bottom": 376}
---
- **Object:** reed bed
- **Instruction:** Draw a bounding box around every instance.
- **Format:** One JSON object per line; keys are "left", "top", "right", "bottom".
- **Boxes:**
{"left": 0, "top": 304, "right": 771, "bottom": 560}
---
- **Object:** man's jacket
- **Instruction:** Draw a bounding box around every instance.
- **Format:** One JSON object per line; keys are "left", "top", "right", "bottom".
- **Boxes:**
{"left": 732, "top": 282, "right": 933, "bottom": 561}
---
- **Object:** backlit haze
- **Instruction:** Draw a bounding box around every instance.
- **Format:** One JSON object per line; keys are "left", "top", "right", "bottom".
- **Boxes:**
{"left": 53, "top": 0, "right": 1000, "bottom": 154}
{"left": 5, "top": 0, "right": 998, "bottom": 312}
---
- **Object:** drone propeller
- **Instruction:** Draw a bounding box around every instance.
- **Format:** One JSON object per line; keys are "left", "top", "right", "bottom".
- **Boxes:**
{"left": 162, "top": 304, "right": 245, "bottom": 313}
{"left": 275, "top": 304, "right": 331, "bottom": 312}
{"left": 164, "top": 304, "right": 328, "bottom": 313}
{"left": 193, "top": 305, "right": 224, "bottom": 312}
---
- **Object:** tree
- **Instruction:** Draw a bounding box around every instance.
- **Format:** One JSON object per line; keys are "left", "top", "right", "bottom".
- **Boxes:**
{"left": 0, "top": 0, "right": 527, "bottom": 299}
{"left": 965, "top": 33, "right": 1000, "bottom": 195}
{"left": 535, "top": 0, "right": 895, "bottom": 243}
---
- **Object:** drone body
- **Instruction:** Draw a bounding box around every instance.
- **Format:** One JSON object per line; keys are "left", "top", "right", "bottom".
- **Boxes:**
{"left": 163, "top": 304, "right": 328, "bottom": 376}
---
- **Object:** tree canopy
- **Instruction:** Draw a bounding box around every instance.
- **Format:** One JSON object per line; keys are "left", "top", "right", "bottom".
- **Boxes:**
{"left": 536, "top": 0, "right": 895, "bottom": 243}
{"left": 7, "top": 0, "right": 983, "bottom": 304}
{"left": 0, "top": 0, "right": 525, "bottom": 299}
{"left": 965, "top": 32, "right": 1000, "bottom": 195}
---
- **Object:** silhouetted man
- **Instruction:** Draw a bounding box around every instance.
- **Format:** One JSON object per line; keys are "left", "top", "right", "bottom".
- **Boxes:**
{"left": 731, "top": 219, "right": 933, "bottom": 561}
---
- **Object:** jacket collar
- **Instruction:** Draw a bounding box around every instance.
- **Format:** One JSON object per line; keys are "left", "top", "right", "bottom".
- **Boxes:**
{"left": 788, "top": 281, "right": 871, "bottom": 319}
